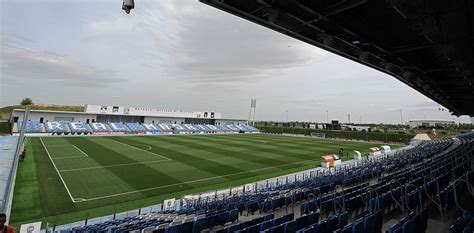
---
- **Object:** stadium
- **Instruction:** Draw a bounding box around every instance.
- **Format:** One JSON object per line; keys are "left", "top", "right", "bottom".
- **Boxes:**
{"left": 0, "top": 0, "right": 473, "bottom": 233}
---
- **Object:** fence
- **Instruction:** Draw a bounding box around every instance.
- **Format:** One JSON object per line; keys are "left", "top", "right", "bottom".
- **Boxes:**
{"left": 1, "top": 110, "right": 28, "bottom": 224}
{"left": 257, "top": 126, "right": 414, "bottom": 144}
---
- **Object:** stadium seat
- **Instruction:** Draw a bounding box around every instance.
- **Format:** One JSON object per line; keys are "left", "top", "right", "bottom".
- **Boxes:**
{"left": 352, "top": 218, "right": 365, "bottom": 233}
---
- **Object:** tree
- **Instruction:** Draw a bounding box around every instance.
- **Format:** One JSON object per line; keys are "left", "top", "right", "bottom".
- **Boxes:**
{"left": 20, "top": 98, "right": 33, "bottom": 105}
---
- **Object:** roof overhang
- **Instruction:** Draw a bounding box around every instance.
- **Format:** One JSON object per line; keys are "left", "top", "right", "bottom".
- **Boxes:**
{"left": 200, "top": 0, "right": 474, "bottom": 116}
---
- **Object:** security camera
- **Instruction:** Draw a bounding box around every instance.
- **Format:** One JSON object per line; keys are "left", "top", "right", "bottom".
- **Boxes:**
{"left": 122, "top": 0, "right": 135, "bottom": 14}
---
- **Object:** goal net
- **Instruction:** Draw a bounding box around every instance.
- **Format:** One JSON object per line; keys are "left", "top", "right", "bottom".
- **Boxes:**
{"left": 311, "top": 132, "right": 326, "bottom": 138}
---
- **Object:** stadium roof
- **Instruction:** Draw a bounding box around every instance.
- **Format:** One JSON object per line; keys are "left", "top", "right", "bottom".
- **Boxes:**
{"left": 200, "top": 0, "right": 474, "bottom": 116}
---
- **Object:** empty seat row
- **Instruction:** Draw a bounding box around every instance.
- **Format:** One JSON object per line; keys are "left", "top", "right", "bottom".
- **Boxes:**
{"left": 385, "top": 210, "right": 428, "bottom": 233}
{"left": 448, "top": 211, "right": 473, "bottom": 233}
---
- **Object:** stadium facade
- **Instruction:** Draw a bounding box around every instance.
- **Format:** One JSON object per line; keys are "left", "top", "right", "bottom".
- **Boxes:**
{"left": 10, "top": 104, "right": 247, "bottom": 126}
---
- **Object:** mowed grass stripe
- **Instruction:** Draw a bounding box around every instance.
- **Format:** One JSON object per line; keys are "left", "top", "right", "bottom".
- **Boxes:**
{"left": 207, "top": 134, "right": 395, "bottom": 155}
{"left": 184, "top": 134, "right": 382, "bottom": 164}
{"left": 115, "top": 136, "right": 323, "bottom": 184}
{"left": 144, "top": 135, "right": 298, "bottom": 169}
{"left": 67, "top": 137, "right": 163, "bottom": 164}
{"left": 184, "top": 134, "right": 329, "bottom": 157}
{"left": 59, "top": 137, "right": 231, "bottom": 189}
{"left": 128, "top": 135, "right": 321, "bottom": 181}
{"left": 108, "top": 136, "right": 251, "bottom": 177}
{"left": 213, "top": 134, "right": 372, "bottom": 149}
{"left": 182, "top": 135, "right": 330, "bottom": 163}
{"left": 116, "top": 136, "right": 289, "bottom": 183}
{"left": 239, "top": 134, "right": 397, "bottom": 149}
{"left": 123, "top": 137, "right": 261, "bottom": 168}
{"left": 161, "top": 136, "right": 306, "bottom": 166}
{"left": 62, "top": 137, "right": 194, "bottom": 199}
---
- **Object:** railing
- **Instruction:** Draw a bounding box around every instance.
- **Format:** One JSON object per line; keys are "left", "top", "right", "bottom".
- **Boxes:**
{"left": 1, "top": 109, "right": 29, "bottom": 224}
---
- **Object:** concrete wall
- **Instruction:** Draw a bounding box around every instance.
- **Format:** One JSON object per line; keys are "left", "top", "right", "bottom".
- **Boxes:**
{"left": 11, "top": 110, "right": 97, "bottom": 123}
{"left": 85, "top": 104, "right": 222, "bottom": 119}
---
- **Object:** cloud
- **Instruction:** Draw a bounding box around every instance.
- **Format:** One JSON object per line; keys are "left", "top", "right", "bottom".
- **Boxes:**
{"left": 84, "top": 0, "right": 329, "bottom": 84}
{"left": 164, "top": 4, "right": 327, "bottom": 83}
{"left": 1, "top": 41, "right": 122, "bottom": 87}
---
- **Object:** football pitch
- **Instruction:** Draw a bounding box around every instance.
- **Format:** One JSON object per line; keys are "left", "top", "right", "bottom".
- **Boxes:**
{"left": 10, "top": 134, "right": 402, "bottom": 226}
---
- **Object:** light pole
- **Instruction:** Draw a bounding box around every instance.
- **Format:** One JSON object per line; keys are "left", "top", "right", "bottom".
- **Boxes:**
{"left": 399, "top": 109, "right": 404, "bottom": 125}
{"left": 326, "top": 110, "right": 329, "bottom": 123}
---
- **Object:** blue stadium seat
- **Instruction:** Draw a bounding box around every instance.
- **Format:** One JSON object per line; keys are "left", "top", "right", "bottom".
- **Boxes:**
{"left": 44, "top": 121, "right": 69, "bottom": 134}
{"left": 352, "top": 218, "right": 365, "bottom": 233}
{"left": 17, "top": 121, "right": 42, "bottom": 133}
{"left": 126, "top": 122, "right": 145, "bottom": 132}
{"left": 386, "top": 223, "right": 401, "bottom": 233}
{"left": 314, "top": 220, "right": 327, "bottom": 233}
{"left": 401, "top": 219, "right": 415, "bottom": 233}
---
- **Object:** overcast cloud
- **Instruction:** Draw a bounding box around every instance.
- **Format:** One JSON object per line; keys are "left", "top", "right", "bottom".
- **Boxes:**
{"left": 0, "top": 0, "right": 471, "bottom": 123}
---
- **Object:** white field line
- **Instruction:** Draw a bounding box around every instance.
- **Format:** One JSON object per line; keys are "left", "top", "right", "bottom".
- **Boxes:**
{"left": 49, "top": 144, "right": 89, "bottom": 160}
{"left": 39, "top": 137, "right": 77, "bottom": 203}
{"left": 72, "top": 145, "right": 89, "bottom": 157}
{"left": 107, "top": 139, "right": 171, "bottom": 161}
{"left": 53, "top": 156, "right": 89, "bottom": 160}
{"left": 72, "top": 158, "right": 322, "bottom": 203}
{"left": 59, "top": 160, "right": 171, "bottom": 172}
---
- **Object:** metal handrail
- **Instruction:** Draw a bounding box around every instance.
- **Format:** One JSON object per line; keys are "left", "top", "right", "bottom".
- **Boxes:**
{"left": 466, "top": 171, "right": 474, "bottom": 195}
{"left": 403, "top": 183, "right": 421, "bottom": 214}
{"left": 332, "top": 185, "right": 346, "bottom": 213}
{"left": 452, "top": 179, "right": 468, "bottom": 212}
{"left": 313, "top": 187, "right": 323, "bottom": 212}
{"left": 360, "top": 187, "right": 369, "bottom": 210}
{"left": 389, "top": 179, "right": 405, "bottom": 216}
{"left": 453, "top": 173, "right": 474, "bottom": 213}
{"left": 422, "top": 174, "right": 444, "bottom": 221}
{"left": 368, "top": 188, "right": 381, "bottom": 212}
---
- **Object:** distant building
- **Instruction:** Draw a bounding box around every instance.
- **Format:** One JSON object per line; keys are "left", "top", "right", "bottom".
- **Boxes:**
{"left": 10, "top": 104, "right": 247, "bottom": 126}
{"left": 341, "top": 124, "right": 371, "bottom": 132}
{"left": 407, "top": 119, "right": 455, "bottom": 128}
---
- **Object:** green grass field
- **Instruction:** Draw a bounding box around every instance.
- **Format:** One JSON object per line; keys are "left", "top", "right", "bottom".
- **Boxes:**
{"left": 10, "top": 134, "right": 401, "bottom": 227}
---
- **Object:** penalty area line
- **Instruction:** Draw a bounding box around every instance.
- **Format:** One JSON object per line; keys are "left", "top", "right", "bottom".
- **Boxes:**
{"left": 72, "top": 144, "right": 89, "bottom": 157}
{"left": 40, "top": 137, "right": 77, "bottom": 203}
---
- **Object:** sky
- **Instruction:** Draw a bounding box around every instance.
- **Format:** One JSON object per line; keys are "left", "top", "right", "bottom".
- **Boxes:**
{"left": 0, "top": 0, "right": 471, "bottom": 124}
